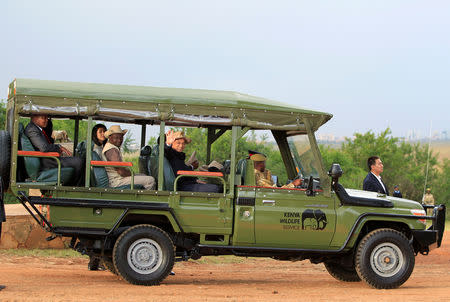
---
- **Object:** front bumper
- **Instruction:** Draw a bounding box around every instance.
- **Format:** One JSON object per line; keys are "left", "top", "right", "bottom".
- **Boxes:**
{"left": 412, "top": 204, "right": 446, "bottom": 254}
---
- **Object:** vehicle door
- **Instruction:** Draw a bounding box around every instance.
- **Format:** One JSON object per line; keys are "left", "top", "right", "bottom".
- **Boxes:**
{"left": 253, "top": 133, "right": 337, "bottom": 249}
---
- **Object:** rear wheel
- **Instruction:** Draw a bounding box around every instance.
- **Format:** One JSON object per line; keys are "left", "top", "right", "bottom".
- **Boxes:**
{"left": 355, "top": 228, "right": 415, "bottom": 289}
{"left": 113, "top": 224, "right": 174, "bottom": 285}
{"left": 324, "top": 262, "right": 361, "bottom": 282}
{"left": 0, "top": 131, "right": 11, "bottom": 191}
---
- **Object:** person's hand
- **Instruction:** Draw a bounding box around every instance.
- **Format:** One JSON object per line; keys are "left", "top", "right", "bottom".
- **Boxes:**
{"left": 292, "top": 178, "right": 302, "bottom": 187}
{"left": 60, "top": 145, "right": 72, "bottom": 157}
{"left": 191, "top": 160, "right": 199, "bottom": 169}
{"left": 196, "top": 180, "right": 206, "bottom": 184}
{"left": 165, "top": 130, "right": 175, "bottom": 145}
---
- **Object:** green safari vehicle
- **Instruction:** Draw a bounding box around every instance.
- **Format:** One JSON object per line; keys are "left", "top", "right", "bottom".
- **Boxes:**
{"left": 0, "top": 78, "right": 445, "bottom": 289}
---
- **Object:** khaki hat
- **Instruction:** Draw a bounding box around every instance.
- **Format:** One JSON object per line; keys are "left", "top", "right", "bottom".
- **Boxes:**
{"left": 208, "top": 160, "right": 223, "bottom": 171}
{"left": 250, "top": 153, "right": 267, "bottom": 161}
{"left": 105, "top": 125, "right": 128, "bottom": 138}
{"left": 199, "top": 164, "right": 209, "bottom": 172}
{"left": 172, "top": 131, "right": 192, "bottom": 144}
{"left": 199, "top": 161, "right": 224, "bottom": 172}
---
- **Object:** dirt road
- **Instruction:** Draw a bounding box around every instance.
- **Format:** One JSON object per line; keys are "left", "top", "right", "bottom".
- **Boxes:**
{"left": 0, "top": 231, "right": 449, "bottom": 302}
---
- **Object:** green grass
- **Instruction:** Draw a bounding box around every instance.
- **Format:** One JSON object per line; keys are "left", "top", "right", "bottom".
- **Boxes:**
{"left": 0, "top": 249, "right": 85, "bottom": 258}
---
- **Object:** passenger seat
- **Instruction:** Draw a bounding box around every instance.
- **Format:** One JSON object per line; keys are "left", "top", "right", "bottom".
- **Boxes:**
{"left": 17, "top": 123, "right": 74, "bottom": 185}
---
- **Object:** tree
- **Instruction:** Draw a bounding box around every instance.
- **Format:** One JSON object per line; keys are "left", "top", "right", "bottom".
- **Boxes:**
{"left": 321, "top": 128, "right": 442, "bottom": 202}
{"left": 122, "top": 132, "right": 136, "bottom": 153}
{"left": 0, "top": 100, "right": 6, "bottom": 130}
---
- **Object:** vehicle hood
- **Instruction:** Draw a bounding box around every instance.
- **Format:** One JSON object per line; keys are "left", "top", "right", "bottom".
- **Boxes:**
{"left": 345, "top": 189, "right": 423, "bottom": 210}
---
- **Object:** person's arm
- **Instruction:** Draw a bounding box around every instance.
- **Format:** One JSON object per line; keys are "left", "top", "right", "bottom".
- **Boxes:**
{"left": 104, "top": 149, "right": 131, "bottom": 177}
{"left": 25, "top": 123, "right": 61, "bottom": 153}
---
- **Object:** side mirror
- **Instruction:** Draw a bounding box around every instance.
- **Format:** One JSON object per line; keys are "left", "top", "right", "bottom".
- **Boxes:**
{"left": 328, "top": 163, "right": 343, "bottom": 183}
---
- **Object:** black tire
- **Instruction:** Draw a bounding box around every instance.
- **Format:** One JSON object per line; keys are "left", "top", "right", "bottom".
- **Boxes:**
{"left": 0, "top": 131, "right": 11, "bottom": 191}
{"left": 324, "top": 262, "right": 361, "bottom": 282}
{"left": 113, "top": 224, "right": 175, "bottom": 285}
{"left": 355, "top": 228, "right": 415, "bottom": 289}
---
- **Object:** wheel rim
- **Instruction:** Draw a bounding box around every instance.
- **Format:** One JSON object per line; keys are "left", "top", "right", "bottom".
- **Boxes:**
{"left": 370, "top": 242, "right": 404, "bottom": 277}
{"left": 127, "top": 238, "right": 163, "bottom": 274}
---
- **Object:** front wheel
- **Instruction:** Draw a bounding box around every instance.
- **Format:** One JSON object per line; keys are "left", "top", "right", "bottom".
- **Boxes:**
{"left": 113, "top": 224, "right": 175, "bottom": 285}
{"left": 355, "top": 228, "right": 415, "bottom": 289}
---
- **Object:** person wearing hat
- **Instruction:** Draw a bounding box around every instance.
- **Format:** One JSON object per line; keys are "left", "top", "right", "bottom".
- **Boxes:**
{"left": 165, "top": 130, "right": 221, "bottom": 193}
{"left": 102, "top": 125, "right": 155, "bottom": 189}
{"left": 250, "top": 153, "right": 302, "bottom": 188}
{"left": 392, "top": 185, "right": 403, "bottom": 198}
{"left": 422, "top": 188, "right": 435, "bottom": 216}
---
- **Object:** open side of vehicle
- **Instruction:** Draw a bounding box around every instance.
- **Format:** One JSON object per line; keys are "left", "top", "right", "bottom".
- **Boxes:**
{"left": 0, "top": 78, "right": 445, "bottom": 289}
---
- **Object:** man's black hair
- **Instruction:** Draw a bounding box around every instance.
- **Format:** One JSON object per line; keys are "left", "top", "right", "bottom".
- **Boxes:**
{"left": 367, "top": 156, "right": 380, "bottom": 172}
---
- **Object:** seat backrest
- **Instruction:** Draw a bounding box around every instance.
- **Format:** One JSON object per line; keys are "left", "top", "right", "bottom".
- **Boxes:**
{"left": 244, "top": 159, "right": 256, "bottom": 186}
{"left": 150, "top": 145, "right": 175, "bottom": 191}
{"left": 138, "top": 145, "right": 152, "bottom": 175}
{"left": 236, "top": 158, "right": 247, "bottom": 185}
{"left": 75, "top": 140, "right": 87, "bottom": 159}
{"left": 236, "top": 158, "right": 255, "bottom": 186}
{"left": 18, "top": 123, "right": 41, "bottom": 180}
{"left": 90, "top": 152, "right": 109, "bottom": 188}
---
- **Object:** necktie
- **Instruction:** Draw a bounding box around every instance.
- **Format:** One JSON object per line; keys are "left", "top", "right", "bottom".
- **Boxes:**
{"left": 42, "top": 129, "right": 52, "bottom": 144}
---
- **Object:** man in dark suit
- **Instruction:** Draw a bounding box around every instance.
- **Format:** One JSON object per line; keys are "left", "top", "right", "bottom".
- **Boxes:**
{"left": 363, "top": 156, "right": 389, "bottom": 195}
{"left": 25, "top": 114, "right": 82, "bottom": 184}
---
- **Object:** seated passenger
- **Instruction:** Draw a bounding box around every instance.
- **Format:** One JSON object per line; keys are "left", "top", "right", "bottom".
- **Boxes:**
{"left": 25, "top": 114, "right": 82, "bottom": 184}
{"left": 251, "top": 153, "right": 302, "bottom": 188}
{"left": 92, "top": 124, "right": 107, "bottom": 156}
{"left": 165, "top": 130, "right": 221, "bottom": 193}
{"left": 102, "top": 125, "right": 155, "bottom": 190}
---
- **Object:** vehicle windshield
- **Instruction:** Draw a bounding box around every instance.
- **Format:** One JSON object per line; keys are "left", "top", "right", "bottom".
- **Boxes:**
{"left": 287, "top": 134, "right": 320, "bottom": 178}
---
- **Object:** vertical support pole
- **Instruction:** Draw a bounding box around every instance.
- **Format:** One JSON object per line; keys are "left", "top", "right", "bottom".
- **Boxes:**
{"left": 304, "top": 118, "right": 330, "bottom": 197}
{"left": 73, "top": 118, "right": 80, "bottom": 151}
{"left": 228, "top": 126, "right": 240, "bottom": 198}
{"left": 158, "top": 121, "right": 165, "bottom": 191}
{"left": 141, "top": 124, "right": 146, "bottom": 149}
{"left": 10, "top": 105, "right": 19, "bottom": 187}
{"left": 85, "top": 117, "right": 93, "bottom": 188}
{"left": 206, "top": 128, "right": 214, "bottom": 164}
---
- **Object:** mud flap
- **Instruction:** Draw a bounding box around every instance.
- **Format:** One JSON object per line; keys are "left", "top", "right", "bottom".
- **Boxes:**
{"left": 0, "top": 176, "right": 6, "bottom": 239}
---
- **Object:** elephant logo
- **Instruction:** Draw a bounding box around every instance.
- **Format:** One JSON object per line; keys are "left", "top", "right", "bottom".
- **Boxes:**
{"left": 301, "top": 209, "right": 328, "bottom": 230}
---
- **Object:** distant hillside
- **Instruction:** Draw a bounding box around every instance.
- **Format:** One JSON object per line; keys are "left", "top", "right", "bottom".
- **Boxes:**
{"left": 431, "top": 141, "right": 450, "bottom": 162}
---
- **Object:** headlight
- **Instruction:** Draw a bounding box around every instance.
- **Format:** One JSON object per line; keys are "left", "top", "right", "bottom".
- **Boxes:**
{"left": 410, "top": 209, "right": 426, "bottom": 224}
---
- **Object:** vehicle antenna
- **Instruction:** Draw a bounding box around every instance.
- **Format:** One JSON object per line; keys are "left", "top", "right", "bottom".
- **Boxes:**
{"left": 422, "top": 120, "right": 432, "bottom": 198}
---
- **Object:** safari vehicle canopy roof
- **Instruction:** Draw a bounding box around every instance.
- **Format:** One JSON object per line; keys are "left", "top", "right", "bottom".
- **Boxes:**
{"left": 8, "top": 78, "right": 332, "bottom": 131}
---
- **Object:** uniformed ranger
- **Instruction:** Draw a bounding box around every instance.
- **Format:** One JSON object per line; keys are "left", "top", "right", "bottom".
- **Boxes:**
{"left": 422, "top": 188, "right": 435, "bottom": 216}
{"left": 250, "top": 153, "right": 302, "bottom": 188}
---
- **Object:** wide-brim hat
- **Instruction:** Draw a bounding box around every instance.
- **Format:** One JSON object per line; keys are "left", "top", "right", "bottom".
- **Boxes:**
{"left": 208, "top": 160, "right": 223, "bottom": 171}
{"left": 105, "top": 125, "right": 128, "bottom": 138}
{"left": 173, "top": 131, "right": 191, "bottom": 144}
{"left": 199, "top": 164, "right": 209, "bottom": 172}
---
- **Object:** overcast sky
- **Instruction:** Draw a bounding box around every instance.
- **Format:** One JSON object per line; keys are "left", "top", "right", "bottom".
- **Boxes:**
{"left": 1, "top": 1, "right": 448, "bottom": 139}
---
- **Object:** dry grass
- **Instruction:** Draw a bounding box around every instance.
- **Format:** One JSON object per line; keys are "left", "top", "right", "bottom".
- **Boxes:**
{"left": 431, "top": 141, "right": 450, "bottom": 162}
